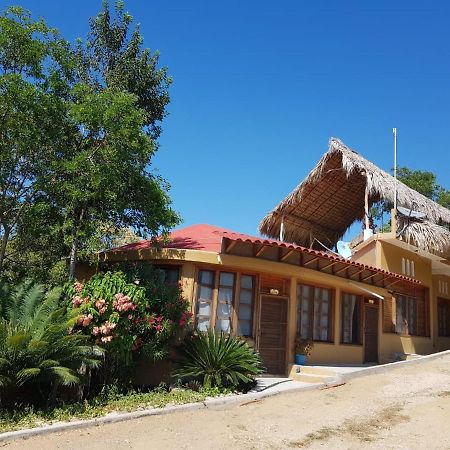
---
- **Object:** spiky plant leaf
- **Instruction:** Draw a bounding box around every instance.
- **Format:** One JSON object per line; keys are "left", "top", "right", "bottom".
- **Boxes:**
{"left": 174, "top": 330, "right": 264, "bottom": 390}
{"left": 0, "top": 280, "right": 102, "bottom": 403}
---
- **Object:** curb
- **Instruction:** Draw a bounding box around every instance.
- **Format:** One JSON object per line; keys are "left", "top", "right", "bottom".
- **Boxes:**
{"left": 0, "top": 381, "right": 324, "bottom": 443}
{"left": 338, "top": 348, "right": 450, "bottom": 383}
{"left": 1, "top": 349, "right": 449, "bottom": 443}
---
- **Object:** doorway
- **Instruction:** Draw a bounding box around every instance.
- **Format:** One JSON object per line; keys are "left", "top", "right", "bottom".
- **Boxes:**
{"left": 258, "top": 295, "right": 288, "bottom": 375}
{"left": 364, "top": 300, "right": 379, "bottom": 363}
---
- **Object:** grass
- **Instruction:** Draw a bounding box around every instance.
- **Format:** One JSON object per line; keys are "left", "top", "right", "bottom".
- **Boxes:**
{"left": 0, "top": 385, "right": 227, "bottom": 434}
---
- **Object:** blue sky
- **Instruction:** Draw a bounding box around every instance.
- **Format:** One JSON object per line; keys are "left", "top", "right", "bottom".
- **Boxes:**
{"left": 3, "top": 0, "right": 450, "bottom": 237}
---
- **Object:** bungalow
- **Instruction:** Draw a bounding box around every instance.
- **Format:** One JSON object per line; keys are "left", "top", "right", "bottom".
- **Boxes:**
{"left": 84, "top": 138, "right": 450, "bottom": 376}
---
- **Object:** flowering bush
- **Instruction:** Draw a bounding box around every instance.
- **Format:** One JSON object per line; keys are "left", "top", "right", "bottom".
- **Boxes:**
{"left": 65, "top": 271, "right": 192, "bottom": 379}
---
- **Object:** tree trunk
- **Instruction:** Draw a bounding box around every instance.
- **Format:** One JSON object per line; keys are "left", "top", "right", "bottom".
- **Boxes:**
{"left": 68, "top": 237, "right": 78, "bottom": 279}
{"left": 68, "top": 207, "right": 86, "bottom": 279}
{"left": 0, "top": 224, "right": 10, "bottom": 275}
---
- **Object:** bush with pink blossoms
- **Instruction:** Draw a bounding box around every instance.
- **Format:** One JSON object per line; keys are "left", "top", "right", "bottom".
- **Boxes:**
{"left": 65, "top": 270, "right": 191, "bottom": 383}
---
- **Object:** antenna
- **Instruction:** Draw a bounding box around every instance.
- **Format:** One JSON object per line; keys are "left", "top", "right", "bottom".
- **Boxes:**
{"left": 393, "top": 127, "right": 398, "bottom": 211}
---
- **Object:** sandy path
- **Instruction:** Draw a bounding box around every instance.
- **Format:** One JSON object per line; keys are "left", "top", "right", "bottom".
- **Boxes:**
{"left": 3, "top": 356, "right": 450, "bottom": 450}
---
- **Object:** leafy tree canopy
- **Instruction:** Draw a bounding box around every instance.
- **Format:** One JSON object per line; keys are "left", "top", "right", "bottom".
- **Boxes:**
{"left": 0, "top": 2, "right": 180, "bottom": 282}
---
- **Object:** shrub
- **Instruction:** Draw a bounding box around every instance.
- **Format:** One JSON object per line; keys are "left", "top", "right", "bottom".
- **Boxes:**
{"left": 173, "top": 330, "right": 264, "bottom": 390}
{"left": 0, "top": 280, "right": 103, "bottom": 406}
{"left": 65, "top": 270, "right": 192, "bottom": 383}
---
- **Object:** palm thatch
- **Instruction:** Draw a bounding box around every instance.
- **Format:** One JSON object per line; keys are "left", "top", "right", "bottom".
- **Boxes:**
{"left": 398, "top": 218, "right": 450, "bottom": 259}
{"left": 259, "top": 138, "right": 450, "bottom": 256}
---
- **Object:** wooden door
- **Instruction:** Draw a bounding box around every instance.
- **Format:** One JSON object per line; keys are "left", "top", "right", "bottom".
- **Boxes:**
{"left": 258, "top": 295, "right": 288, "bottom": 375}
{"left": 364, "top": 301, "right": 379, "bottom": 363}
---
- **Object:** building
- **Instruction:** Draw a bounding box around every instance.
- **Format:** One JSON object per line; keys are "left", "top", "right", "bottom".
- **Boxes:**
{"left": 93, "top": 138, "right": 450, "bottom": 375}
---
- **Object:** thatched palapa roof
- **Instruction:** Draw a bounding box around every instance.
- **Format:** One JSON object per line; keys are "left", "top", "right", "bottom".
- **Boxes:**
{"left": 259, "top": 138, "right": 450, "bottom": 257}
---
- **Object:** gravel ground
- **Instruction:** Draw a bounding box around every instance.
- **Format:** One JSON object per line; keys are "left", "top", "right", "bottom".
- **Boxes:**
{"left": 3, "top": 355, "right": 450, "bottom": 450}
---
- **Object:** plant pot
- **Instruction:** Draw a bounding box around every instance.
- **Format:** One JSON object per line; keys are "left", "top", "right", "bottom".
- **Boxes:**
{"left": 295, "top": 354, "right": 306, "bottom": 365}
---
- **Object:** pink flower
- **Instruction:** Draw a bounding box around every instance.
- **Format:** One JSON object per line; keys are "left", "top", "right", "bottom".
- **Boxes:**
{"left": 72, "top": 296, "right": 83, "bottom": 308}
{"left": 99, "top": 321, "right": 117, "bottom": 335}
{"left": 113, "top": 293, "right": 136, "bottom": 312}
{"left": 82, "top": 314, "right": 93, "bottom": 327}
{"left": 74, "top": 281, "right": 83, "bottom": 293}
{"left": 128, "top": 314, "right": 133, "bottom": 320}
{"left": 92, "top": 326, "right": 100, "bottom": 336}
{"left": 155, "top": 324, "right": 162, "bottom": 332}
{"left": 95, "top": 299, "right": 107, "bottom": 315}
{"left": 101, "top": 335, "right": 113, "bottom": 344}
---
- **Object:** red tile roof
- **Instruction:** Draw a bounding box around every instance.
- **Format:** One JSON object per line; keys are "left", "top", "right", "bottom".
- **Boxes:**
{"left": 108, "top": 224, "right": 420, "bottom": 285}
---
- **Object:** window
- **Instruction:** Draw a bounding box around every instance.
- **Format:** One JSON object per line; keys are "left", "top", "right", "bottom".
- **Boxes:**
{"left": 395, "top": 294, "right": 417, "bottom": 335}
{"left": 297, "top": 284, "right": 333, "bottom": 342}
{"left": 215, "top": 272, "right": 235, "bottom": 333}
{"left": 237, "top": 275, "right": 255, "bottom": 336}
{"left": 439, "top": 280, "right": 449, "bottom": 296}
{"left": 195, "top": 270, "right": 215, "bottom": 331}
{"left": 438, "top": 299, "right": 450, "bottom": 337}
{"left": 341, "top": 293, "right": 362, "bottom": 344}
{"left": 195, "top": 270, "right": 255, "bottom": 336}
{"left": 401, "top": 258, "right": 415, "bottom": 277}
{"left": 156, "top": 265, "right": 180, "bottom": 284}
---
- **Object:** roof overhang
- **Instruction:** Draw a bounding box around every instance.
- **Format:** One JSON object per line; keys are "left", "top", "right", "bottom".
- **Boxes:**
{"left": 221, "top": 236, "right": 422, "bottom": 291}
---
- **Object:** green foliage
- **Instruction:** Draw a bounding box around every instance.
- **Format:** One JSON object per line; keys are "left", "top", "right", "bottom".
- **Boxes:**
{"left": 0, "top": 280, "right": 103, "bottom": 406}
{"left": 0, "top": 3, "right": 179, "bottom": 283}
{"left": 174, "top": 330, "right": 264, "bottom": 390}
{"left": 0, "top": 7, "right": 74, "bottom": 277}
{"left": 397, "top": 167, "right": 450, "bottom": 209}
{"left": 0, "top": 384, "right": 223, "bottom": 433}
{"left": 65, "top": 270, "right": 191, "bottom": 383}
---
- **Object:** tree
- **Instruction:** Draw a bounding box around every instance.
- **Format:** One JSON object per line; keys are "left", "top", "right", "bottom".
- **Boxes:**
{"left": 0, "top": 3, "right": 180, "bottom": 282}
{"left": 55, "top": 1, "right": 179, "bottom": 278}
{"left": 0, "top": 7, "right": 73, "bottom": 276}
{"left": 397, "top": 167, "right": 450, "bottom": 208}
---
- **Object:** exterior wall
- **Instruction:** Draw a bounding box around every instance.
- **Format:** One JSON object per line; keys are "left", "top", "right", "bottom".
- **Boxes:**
{"left": 379, "top": 334, "right": 433, "bottom": 362}
{"left": 99, "top": 245, "right": 439, "bottom": 373}
{"left": 433, "top": 275, "right": 450, "bottom": 352}
{"left": 352, "top": 239, "right": 377, "bottom": 267}
{"left": 139, "top": 251, "right": 399, "bottom": 368}
{"left": 379, "top": 241, "right": 432, "bottom": 285}
{"left": 353, "top": 238, "right": 450, "bottom": 357}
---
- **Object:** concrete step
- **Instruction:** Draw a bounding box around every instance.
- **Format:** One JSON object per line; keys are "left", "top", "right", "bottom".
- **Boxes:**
{"left": 292, "top": 373, "right": 336, "bottom": 384}
{"left": 288, "top": 364, "right": 337, "bottom": 384}
{"left": 392, "top": 352, "right": 423, "bottom": 362}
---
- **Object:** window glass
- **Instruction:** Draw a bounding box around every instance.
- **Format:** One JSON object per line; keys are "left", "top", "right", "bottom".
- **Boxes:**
{"left": 215, "top": 272, "right": 235, "bottom": 333}
{"left": 200, "top": 271, "right": 214, "bottom": 285}
{"left": 341, "top": 293, "right": 361, "bottom": 344}
{"left": 195, "top": 270, "right": 214, "bottom": 331}
{"left": 297, "top": 284, "right": 333, "bottom": 342}
{"left": 241, "top": 275, "right": 253, "bottom": 290}
{"left": 438, "top": 300, "right": 450, "bottom": 337}
{"left": 237, "top": 275, "right": 254, "bottom": 337}
{"left": 197, "top": 301, "right": 211, "bottom": 316}
{"left": 395, "top": 294, "right": 418, "bottom": 335}
{"left": 197, "top": 317, "right": 209, "bottom": 331}
{"left": 199, "top": 286, "right": 213, "bottom": 301}
{"left": 238, "top": 304, "right": 252, "bottom": 321}
{"left": 219, "top": 272, "right": 234, "bottom": 286}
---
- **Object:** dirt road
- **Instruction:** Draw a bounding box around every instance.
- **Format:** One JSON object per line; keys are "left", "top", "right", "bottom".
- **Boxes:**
{"left": 3, "top": 355, "right": 450, "bottom": 449}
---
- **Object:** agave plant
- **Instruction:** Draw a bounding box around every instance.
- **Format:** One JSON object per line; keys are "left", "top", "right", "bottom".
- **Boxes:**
{"left": 0, "top": 280, "right": 103, "bottom": 405}
{"left": 173, "top": 330, "right": 264, "bottom": 390}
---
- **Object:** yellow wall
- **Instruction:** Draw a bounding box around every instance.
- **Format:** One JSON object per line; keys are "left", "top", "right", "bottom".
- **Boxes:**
{"left": 432, "top": 275, "right": 450, "bottom": 352}
{"left": 352, "top": 239, "right": 377, "bottom": 267}
{"left": 100, "top": 244, "right": 442, "bottom": 371}
{"left": 352, "top": 237, "right": 450, "bottom": 357}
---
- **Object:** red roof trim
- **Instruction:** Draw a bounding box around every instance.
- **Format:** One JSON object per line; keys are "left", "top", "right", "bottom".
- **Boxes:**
{"left": 106, "top": 224, "right": 421, "bottom": 286}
